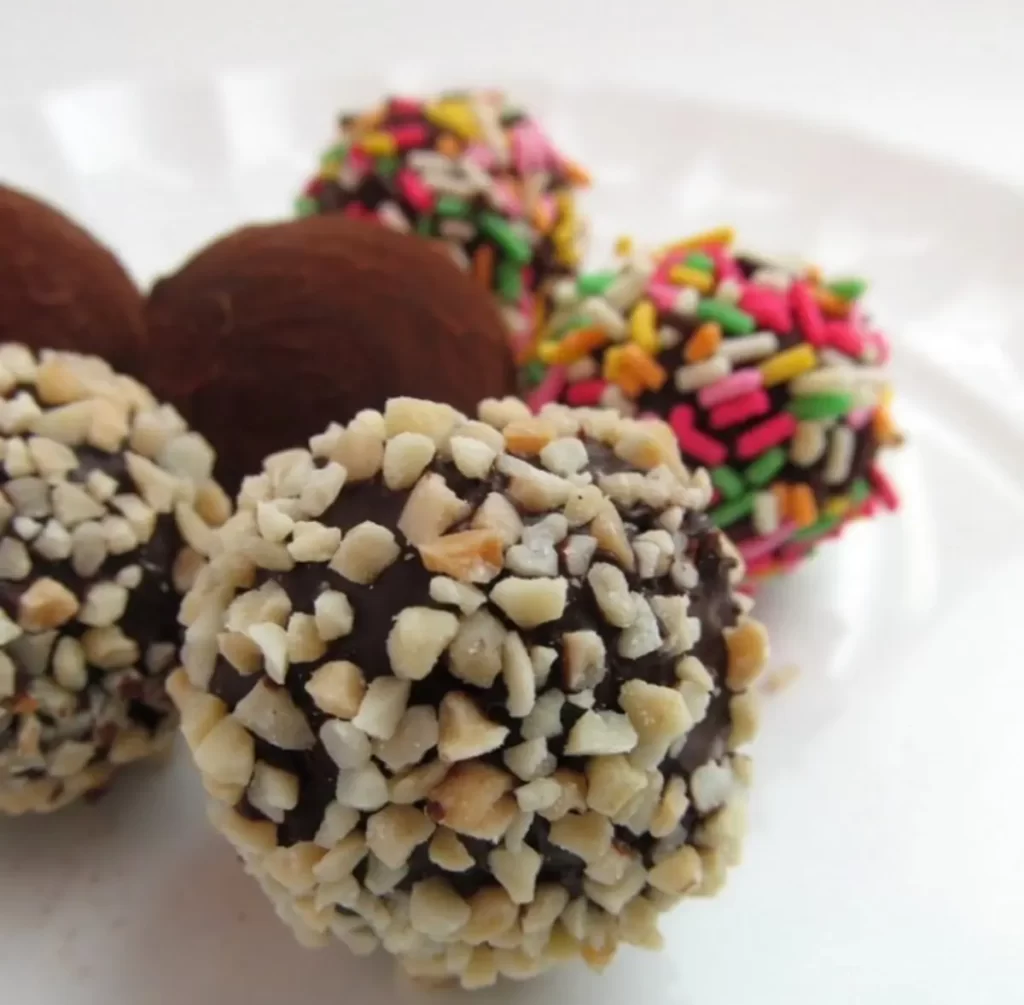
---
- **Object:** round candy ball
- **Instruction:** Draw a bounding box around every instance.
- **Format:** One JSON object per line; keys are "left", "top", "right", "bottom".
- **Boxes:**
{"left": 523, "top": 228, "right": 902, "bottom": 580}
{"left": 170, "top": 394, "right": 768, "bottom": 988}
{"left": 0, "top": 346, "right": 230, "bottom": 814}
{"left": 297, "top": 89, "right": 589, "bottom": 352}
{"left": 0, "top": 185, "right": 146, "bottom": 374}
{"left": 145, "top": 216, "right": 520, "bottom": 493}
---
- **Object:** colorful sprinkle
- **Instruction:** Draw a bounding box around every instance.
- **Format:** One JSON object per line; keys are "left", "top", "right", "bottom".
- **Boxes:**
{"left": 629, "top": 299, "right": 660, "bottom": 354}
{"left": 525, "top": 364, "right": 567, "bottom": 412}
{"left": 674, "top": 424, "right": 728, "bottom": 467}
{"left": 696, "top": 299, "right": 757, "bottom": 336}
{"left": 788, "top": 392, "right": 855, "bottom": 421}
{"left": 577, "top": 271, "right": 617, "bottom": 297}
{"left": 744, "top": 446, "right": 787, "bottom": 487}
{"left": 669, "top": 265, "right": 715, "bottom": 294}
{"left": 718, "top": 331, "right": 780, "bottom": 364}
{"left": 739, "top": 285, "right": 793, "bottom": 332}
{"left": 760, "top": 344, "right": 817, "bottom": 387}
{"left": 739, "top": 521, "right": 797, "bottom": 564}
{"left": 827, "top": 277, "right": 868, "bottom": 301}
{"left": 736, "top": 413, "right": 798, "bottom": 460}
{"left": 788, "top": 484, "right": 819, "bottom": 528}
{"left": 698, "top": 368, "right": 763, "bottom": 409}
{"left": 711, "top": 492, "right": 756, "bottom": 529}
{"left": 790, "top": 281, "right": 826, "bottom": 345}
{"left": 565, "top": 378, "right": 607, "bottom": 407}
{"left": 709, "top": 389, "right": 771, "bottom": 429}
{"left": 674, "top": 356, "right": 731, "bottom": 393}
{"left": 711, "top": 465, "right": 745, "bottom": 501}
{"left": 684, "top": 322, "right": 722, "bottom": 363}
{"left": 870, "top": 464, "right": 900, "bottom": 510}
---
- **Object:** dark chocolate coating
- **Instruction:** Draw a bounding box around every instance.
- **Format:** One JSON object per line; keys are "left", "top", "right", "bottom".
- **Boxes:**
{"left": 208, "top": 444, "right": 739, "bottom": 899}
{"left": 144, "top": 217, "right": 519, "bottom": 492}
{"left": 0, "top": 185, "right": 146, "bottom": 375}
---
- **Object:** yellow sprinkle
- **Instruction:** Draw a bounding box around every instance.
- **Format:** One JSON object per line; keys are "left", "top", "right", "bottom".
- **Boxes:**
{"left": 603, "top": 346, "right": 627, "bottom": 382}
{"left": 538, "top": 342, "right": 562, "bottom": 364}
{"left": 760, "top": 344, "right": 818, "bottom": 387}
{"left": 825, "top": 497, "right": 850, "bottom": 519}
{"left": 614, "top": 235, "right": 634, "bottom": 257}
{"left": 658, "top": 226, "right": 735, "bottom": 255}
{"left": 358, "top": 131, "right": 397, "bottom": 156}
{"left": 880, "top": 383, "right": 894, "bottom": 407}
{"left": 668, "top": 265, "right": 715, "bottom": 294}
{"left": 629, "top": 299, "right": 659, "bottom": 354}
{"left": 425, "top": 100, "right": 480, "bottom": 139}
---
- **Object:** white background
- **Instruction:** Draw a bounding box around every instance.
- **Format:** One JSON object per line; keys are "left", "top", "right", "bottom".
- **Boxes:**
{"left": 2, "top": 0, "right": 1023, "bottom": 188}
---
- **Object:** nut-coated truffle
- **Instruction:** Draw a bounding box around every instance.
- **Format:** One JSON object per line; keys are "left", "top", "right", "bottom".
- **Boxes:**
{"left": 0, "top": 184, "right": 146, "bottom": 374}
{"left": 171, "top": 395, "right": 767, "bottom": 987}
{"left": 145, "top": 217, "right": 520, "bottom": 492}
{"left": 0, "top": 345, "right": 230, "bottom": 814}
{"left": 522, "top": 227, "right": 902, "bottom": 581}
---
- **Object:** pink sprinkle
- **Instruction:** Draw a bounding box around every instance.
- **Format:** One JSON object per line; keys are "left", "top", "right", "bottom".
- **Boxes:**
{"left": 638, "top": 410, "right": 663, "bottom": 422}
{"left": 511, "top": 123, "right": 549, "bottom": 175}
{"left": 740, "top": 285, "right": 792, "bottom": 333}
{"left": 864, "top": 329, "right": 891, "bottom": 364}
{"left": 736, "top": 413, "right": 797, "bottom": 459}
{"left": 397, "top": 169, "right": 435, "bottom": 214}
{"left": 347, "top": 148, "right": 373, "bottom": 174}
{"left": 651, "top": 249, "right": 687, "bottom": 286}
{"left": 344, "top": 202, "right": 372, "bottom": 219}
{"left": 707, "top": 245, "right": 743, "bottom": 282}
{"left": 846, "top": 406, "right": 873, "bottom": 430}
{"left": 709, "top": 389, "right": 771, "bottom": 429}
{"left": 824, "top": 320, "right": 865, "bottom": 358}
{"left": 668, "top": 404, "right": 695, "bottom": 431}
{"left": 565, "top": 379, "right": 607, "bottom": 407}
{"left": 526, "top": 365, "right": 567, "bottom": 412}
{"left": 463, "top": 143, "right": 497, "bottom": 170}
{"left": 388, "top": 123, "right": 430, "bottom": 149}
{"left": 870, "top": 464, "right": 900, "bottom": 510}
{"left": 521, "top": 266, "right": 535, "bottom": 292}
{"left": 388, "top": 97, "right": 423, "bottom": 116}
{"left": 491, "top": 181, "right": 523, "bottom": 218}
{"left": 739, "top": 521, "right": 798, "bottom": 564}
{"left": 648, "top": 282, "right": 681, "bottom": 312}
{"left": 673, "top": 425, "right": 728, "bottom": 467}
{"left": 698, "top": 369, "right": 764, "bottom": 409}
{"left": 790, "top": 282, "right": 826, "bottom": 345}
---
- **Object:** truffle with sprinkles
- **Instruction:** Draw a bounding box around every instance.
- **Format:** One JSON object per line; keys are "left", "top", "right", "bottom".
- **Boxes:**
{"left": 297, "top": 90, "right": 589, "bottom": 354}
{"left": 523, "top": 228, "right": 902, "bottom": 580}
{"left": 170, "top": 395, "right": 768, "bottom": 988}
{"left": 0, "top": 346, "right": 230, "bottom": 814}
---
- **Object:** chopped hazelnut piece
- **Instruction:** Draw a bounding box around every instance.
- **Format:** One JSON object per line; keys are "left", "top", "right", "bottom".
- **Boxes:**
{"left": 18, "top": 577, "right": 79, "bottom": 631}
{"left": 313, "top": 831, "right": 368, "bottom": 882}
{"left": 427, "top": 760, "right": 514, "bottom": 832}
{"left": 503, "top": 737, "right": 557, "bottom": 782}
{"left": 502, "top": 631, "right": 536, "bottom": 718}
{"left": 449, "top": 436, "right": 497, "bottom": 479}
{"left": 520, "top": 690, "right": 565, "bottom": 742}
{"left": 448, "top": 609, "right": 506, "bottom": 687}
{"left": 724, "top": 619, "right": 770, "bottom": 690}
{"left": 503, "top": 417, "right": 557, "bottom": 456}
{"left": 409, "top": 878, "right": 471, "bottom": 938}
{"left": 619, "top": 679, "right": 692, "bottom": 751}
{"left": 728, "top": 691, "right": 760, "bottom": 749}
{"left": 539, "top": 436, "right": 588, "bottom": 476}
{"left": 382, "top": 431, "right": 437, "bottom": 490}
{"left": 650, "top": 776, "right": 690, "bottom": 838}
{"left": 320, "top": 720, "right": 371, "bottom": 770}
{"left": 478, "top": 396, "right": 531, "bottom": 430}
{"left": 428, "top": 827, "right": 475, "bottom": 873}
{"left": 397, "top": 473, "right": 470, "bottom": 546}
{"left": 335, "top": 763, "right": 389, "bottom": 811}
{"left": 565, "top": 710, "right": 638, "bottom": 756}
{"left": 313, "top": 589, "right": 354, "bottom": 640}
{"left": 314, "top": 801, "right": 360, "bottom": 849}
{"left": 428, "top": 576, "right": 486, "bottom": 615}
{"left": 562, "top": 630, "right": 607, "bottom": 691}
{"left": 590, "top": 500, "right": 634, "bottom": 570}
{"left": 515, "top": 777, "right": 562, "bottom": 813}
{"left": 548, "top": 811, "right": 613, "bottom": 864}
{"left": 490, "top": 576, "right": 568, "bottom": 628}
{"left": 651, "top": 594, "right": 700, "bottom": 656}
{"left": 352, "top": 676, "right": 411, "bottom": 740}
{"left": 585, "top": 755, "right": 649, "bottom": 817}
{"left": 690, "top": 760, "right": 735, "bottom": 814}
{"left": 78, "top": 582, "right": 128, "bottom": 627}
{"left": 375, "top": 705, "right": 439, "bottom": 772}
{"left": 330, "top": 521, "right": 400, "bottom": 584}
{"left": 647, "top": 845, "right": 702, "bottom": 896}
{"left": 502, "top": 457, "right": 573, "bottom": 512}
{"left": 366, "top": 805, "right": 436, "bottom": 870}
{"left": 490, "top": 844, "right": 542, "bottom": 905}
{"left": 470, "top": 492, "right": 523, "bottom": 546}
{"left": 299, "top": 461, "right": 347, "bottom": 518}
{"left": 389, "top": 759, "right": 450, "bottom": 805}
{"left": 246, "top": 622, "right": 289, "bottom": 683}
{"left": 248, "top": 761, "right": 299, "bottom": 822}
{"left": 418, "top": 529, "right": 503, "bottom": 583}
{"left": 587, "top": 563, "right": 636, "bottom": 628}
{"left": 438, "top": 692, "right": 509, "bottom": 762}
{"left": 288, "top": 521, "right": 342, "bottom": 562}
{"left": 462, "top": 887, "right": 519, "bottom": 946}
{"left": 233, "top": 680, "right": 315, "bottom": 750}
{"left": 193, "top": 716, "right": 255, "bottom": 787}
{"left": 0, "top": 537, "right": 31, "bottom": 580}
{"left": 617, "top": 595, "right": 662, "bottom": 659}
{"left": 387, "top": 607, "right": 459, "bottom": 680}
{"left": 305, "top": 660, "right": 365, "bottom": 719}
{"left": 385, "top": 398, "right": 460, "bottom": 445}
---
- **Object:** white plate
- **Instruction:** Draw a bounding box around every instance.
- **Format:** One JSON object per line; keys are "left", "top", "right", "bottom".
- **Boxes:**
{"left": 1, "top": 73, "right": 1023, "bottom": 1005}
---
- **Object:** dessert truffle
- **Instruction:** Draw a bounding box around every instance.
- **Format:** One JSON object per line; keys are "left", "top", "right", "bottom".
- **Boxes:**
{"left": 170, "top": 394, "right": 767, "bottom": 988}
{"left": 0, "top": 346, "right": 229, "bottom": 814}
{"left": 0, "top": 184, "right": 146, "bottom": 374}
{"left": 523, "top": 228, "right": 902, "bottom": 580}
{"left": 145, "top": 216, "right": 520, "bottom": 493}
{"left": 297, "top": 90, "right": 589, "bottom": 351}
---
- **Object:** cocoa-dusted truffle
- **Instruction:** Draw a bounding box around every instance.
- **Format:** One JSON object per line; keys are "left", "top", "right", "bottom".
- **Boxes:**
{"left": 0, "top": 185, "right": 146, "bottom": 374}
{"left": 0, "top": 346, "right": 230, "bottom": 814}
{"left": 523, "top": 227, "right": 902, "bottom": 581}
{"left": 297, "top": 90, "right": 589, "bottom": 350}
{"left": 145, "top": 217, "right": 520, "bottom": 492}
{"left": 170, "top": 395, "right": 768, "bottom": 987}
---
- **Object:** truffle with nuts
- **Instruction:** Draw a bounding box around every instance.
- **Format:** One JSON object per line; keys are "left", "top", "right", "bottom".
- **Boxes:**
{"left": 0, "top": 346, "right": 229, "bottom": 814}
{"left": 171, "top": 395, "right": 768, "bottom": 988}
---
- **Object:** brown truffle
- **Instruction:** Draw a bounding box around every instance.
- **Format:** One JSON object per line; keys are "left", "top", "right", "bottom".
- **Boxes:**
{"left": 0, "top": 185, "right": 146, "bottom": 374}
{"left": 145, "top": 217, "right": 519, "bottom": 492}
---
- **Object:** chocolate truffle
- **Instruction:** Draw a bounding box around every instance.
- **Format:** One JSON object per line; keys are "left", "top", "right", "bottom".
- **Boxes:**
{"left": 0, "top": 346, "right": 230, "bottom": 814}
{"left": 522, "top": 228, "right": 902, "bottom": 581}
{"left": 297, "top": 90, "right": 589, "bottom": 351}
{"left": 170, "top": 395, "right": 768, "bottom": 987}
{"left": 145, "top": 216, "right": 520, "bottom": 493}
{"left": 0, "top": 184, "right": 146, "bottom": 374}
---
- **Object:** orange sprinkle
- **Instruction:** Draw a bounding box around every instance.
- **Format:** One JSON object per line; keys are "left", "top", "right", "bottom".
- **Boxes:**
{"left": 618, "top": 343, "right": 668, "bottom": 393}
{"left": 563, "top": 160, "right": 592, "bottom": 187}
{"left": 348, "top": 106, "right": 386, "bottom": 136}
{"left": 473, "top": 244, "right": 494, "bottom": 289}
{"left": 658, "top": 226, "right": 735, "bottom": 255}
{"left": 669, "top": 265, "right": 715, "bottom": 294}
{"left": 806, "top": 264, "right": 824, "bottom": 284}
{"left": 814, "top": 287, "right": 851, "bottom": 318}
{"left": 771, "top": 482, "right": 790, "bottom": 520}
{"left": 546, "top": 327, "right": 609, "bottom": 365}
{"left": 436, "top": 132, "right": 463, "bottom": 158}
{"left": 614, "top": 235, "right": 634, "bottom": 257}
{"left": 789, "top": 484, "right": 819, "bottom": 528}
{"left": 684, "top": 322, "right": 723, "bottom": 363}
{"left": 873, "top": 406, "right": 900, "bottom": 445}
{"left": 531, "top": 200, "right": 555, "bottom": 233}
{"left": 616, "top": 372, "right": 645, "bottom": 398}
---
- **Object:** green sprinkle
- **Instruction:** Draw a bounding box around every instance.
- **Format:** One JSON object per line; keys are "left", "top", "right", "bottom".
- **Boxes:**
{"left": 684, "top": 252, "right": 715, "bottom": 272}
{"left": 792, "top": 513, "right": 841, "bottom": 543}
{"left": 711, "top": 493, "right": 755, "bottom": 529}
{"left": 295, "top": 196, "right": 318, "bottom": 218}
{"left": 787, "top": 392, "right": 854, "bottom": 421}
{"left": 416, "top": 215, "right": 435, "bottom": 237}
{"left": 744, "top": 447, "right": 787, "bottom": 487}
{"left": 696, "top": 299, "right": 756, "bottom": 336}
{"left": 576, "top": 270, "right": 618, "bottom": 297}
{"left": 436, "top": 194, "right": 471, "bottom": 217}
{"left": 478, "top": 213, "right": 532, "bottom": 265}
{"left": 374, "top": 155, "right": 399, "bottom": 180}
{"left": 497, "top": 261, "right": 524, "bottom": 301}
{"left": 827, "top": 277, "right": 868, "bottom": 301}
{"left": 849, "top": 478, "right": 871, "bottom": 505}
{"left": 522, "top": 359, "right": 547, "bottom": 387}
{"left": 319, "top": 142, "right": 348, "bottom": 170}
{"left": 711, "top": 466, "right": 745, "bottom": 501}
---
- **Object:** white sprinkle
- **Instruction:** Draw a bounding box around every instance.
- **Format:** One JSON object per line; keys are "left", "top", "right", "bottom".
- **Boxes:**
{"left": 658, "top": 325, "right": 681, "bottom": 350}
{"left": 672, "top": 287, "right": 700, "bottom": 316}
{"left": 714, "top": 278, "right": 743, "bottom": 304}
{"left": 718, "top": 331, "right": 779, "bottom": 364}
{"left": 753, "top": 491, "right": 780, "bottom": 536}
{"left": 674, "top": 356, "right": 731, "bottom": 393}
{"left": 376, "top": 201, "right": 410, "bottom": 232}
{"left": 790, "top": 421, "right": 828, "bottom": 467}
{"left": 824, "top": 426, "right": 856, "bottom": 485}
{"left": 581, "top": 297, "right": 628, "bottom": 340}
